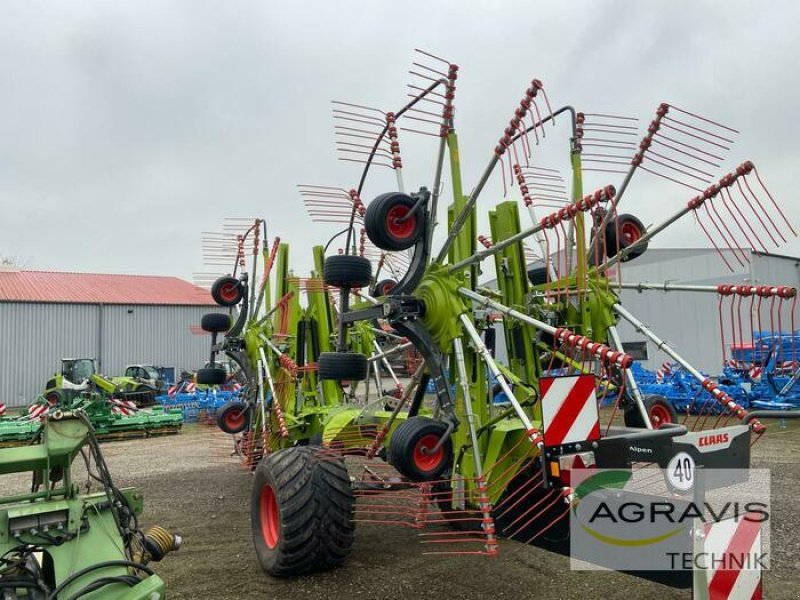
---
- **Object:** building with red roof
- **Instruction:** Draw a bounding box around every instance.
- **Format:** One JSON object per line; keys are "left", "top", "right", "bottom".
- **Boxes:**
{"left": 0, "top": 269, "right": 220, "bottom": 406}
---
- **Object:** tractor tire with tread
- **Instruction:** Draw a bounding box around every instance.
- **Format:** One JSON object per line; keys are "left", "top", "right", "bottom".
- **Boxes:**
{"left": 251, "top": 447, "right": 355, "bottom": 577}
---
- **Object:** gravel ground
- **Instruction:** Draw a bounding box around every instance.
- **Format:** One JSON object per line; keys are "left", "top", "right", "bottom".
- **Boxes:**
{"left": 4, "top": 418, "right": 799, "bottom": 599}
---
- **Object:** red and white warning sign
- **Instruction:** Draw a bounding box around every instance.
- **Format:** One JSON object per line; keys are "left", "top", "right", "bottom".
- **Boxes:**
{"left": 110, "top": 398, "right": 138, "bottom": 416}
{"left": 0, "top": 402, "right": 6, "bottom": 416}
{"left": 694, "top": 513, "right": 763, "bottom": 600}
{"left": 540, "top": 374, "right": 600, "bottom": 447}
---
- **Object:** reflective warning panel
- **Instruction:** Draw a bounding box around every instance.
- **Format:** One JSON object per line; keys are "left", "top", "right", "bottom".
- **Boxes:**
{"left": 540, "top": 374, "right": 600, "bottom": 448}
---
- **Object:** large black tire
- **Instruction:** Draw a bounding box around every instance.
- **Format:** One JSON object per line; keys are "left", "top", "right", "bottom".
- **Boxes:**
{"left": 323, "top": 255, "right": 372, "bottom": 289}
{"left": 251, "top": 447, "right": 355, "bottom": 577}
{"left": 365, "top": 192, "right": 425, "bottom": 251}
{"left": 371, "top": 278, "right": 397, "bottom": 297}
{"left": 201, "top": 312, "right": 232, "bottom": 333}
{"left": 211, "top": 276, "right": 245, "bottom": 307}
{"left": 388, "top": 416, "right": 452, "bottom": 481}
{"left": 318, "top": 352, "right": 368, "bottom": 381}
{"left": 624, "top": 395, "right": 677, "bottom": 428}
{"left": 197, "top": 367, "right": 227, "bottom": 386}
{"left": 605, "top": 214, "right": 648, "bottom": 262}
{"left": 216, "top": 401, "right": 250, "bottom": 434}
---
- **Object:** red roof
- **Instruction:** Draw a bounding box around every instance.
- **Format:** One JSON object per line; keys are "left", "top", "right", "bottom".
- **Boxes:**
{"left": 0, "top": 270, "right": 216, "bottom": 306}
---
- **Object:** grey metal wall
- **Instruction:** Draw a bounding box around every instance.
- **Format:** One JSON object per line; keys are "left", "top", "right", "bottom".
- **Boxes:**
{"left": 614, "top": 249, "right": 800, "bottom": 372}
{"left": 0, "top": 303, "right": 215, "bottom": 407}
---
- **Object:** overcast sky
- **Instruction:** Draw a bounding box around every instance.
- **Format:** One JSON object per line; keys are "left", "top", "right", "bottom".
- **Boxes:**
{"left": 1, "top": 1, "right": 799, "bottom": 285}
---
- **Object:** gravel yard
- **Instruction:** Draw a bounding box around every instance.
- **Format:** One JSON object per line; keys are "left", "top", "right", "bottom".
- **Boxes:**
{"left": 44, "top": 416, "right": 794, "bottom": 600}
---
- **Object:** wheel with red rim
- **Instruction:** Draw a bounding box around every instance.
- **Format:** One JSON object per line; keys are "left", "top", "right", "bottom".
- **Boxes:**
{"left": 371, "top": 278, "right": 397, "bottom": 297}
{"left": 251, "top": 447, "right": 355, "bottom": 577}
{"left": 216, "top": 401, "right": 250, "bottom": 434}
{"left": 388, "top": 416, "right": 452, "bottom": 481}
{"left": 365, "top": 192, "right": 425, "bottom": 251}
{"left": 604, "top": 213, "right": 649, "bottom": 262}
{"left": 259, "top": 485, "right": 280, "bottom": 550}
{"left": 623, "top": 395, "right": 677, "bottom": 429}
{"left": 211, "top": 276, "right": 245, "bottom": 307}
{"left": 45, "top": 391, "right": 61, "bottom": 406}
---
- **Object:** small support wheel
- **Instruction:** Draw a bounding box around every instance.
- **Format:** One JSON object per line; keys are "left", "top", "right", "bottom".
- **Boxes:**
{"left": 605, "top": 214, "right": 648, "bottom": 262}
{"left": 318, "top": 352, "right": 368, "bottom": 381}
{"left": 365, "top": 192, "right": 425, "bottom": 251}
{"left": 201, "top": 313, "right": 232, "bottom": 333}
{"left": 323, "top": 255, "right": 372, "bottom": 289}
{"left": 388, "top": 416, "right": 452, "bottom": 481}
{"left": 624, "top": 395, "right": 677, "bottom": 428}
{"left": 196, "top": 367, "right": 227, "bottom": 386}
{"left": 211, "top": 276, "right": 245, "bottom": 307}
{"left": 371, "top": 278, "right": 397, "bottom": 297}
{"left": 216, "top": 401, "right": 250, "bottom": 434}
{"left": 251, "top": 447, "right": 355, "bottom": 576}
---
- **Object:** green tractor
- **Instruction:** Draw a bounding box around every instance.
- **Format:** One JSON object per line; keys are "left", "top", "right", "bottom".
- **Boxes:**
{"left": 44, "top": 359, "right": 159, "bottom": 407}
{"left": 0, "top": 408, "right": 180, "bottom": 598}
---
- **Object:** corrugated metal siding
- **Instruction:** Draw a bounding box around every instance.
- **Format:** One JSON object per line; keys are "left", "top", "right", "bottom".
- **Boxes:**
{"left": 615, "top": 250, "right": 799, "bottom": 372}
{"left": 0, "top": 303, "right": 214, "bottom": 407}
{"left": 482, "top": 248, "right": 799, "bottom": 374}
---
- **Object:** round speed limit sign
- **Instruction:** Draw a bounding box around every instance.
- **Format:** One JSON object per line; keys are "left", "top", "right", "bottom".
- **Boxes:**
{"left": 665, "top": 451, "right": 696, "bottom": 494}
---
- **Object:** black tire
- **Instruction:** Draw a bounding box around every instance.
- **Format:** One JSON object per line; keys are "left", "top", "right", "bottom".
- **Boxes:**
{"left": 318, "top": 352, "right": 368, "bottom": 381}
{"left": 201, "top": 312, "right": 232, "bottom": 333}
{"left": 251, "top": 447, "right": 355, "bottom": 577}
{"left": 216, "top": 401, "right": 250, "bottom": 434}
{"left": 365, "top": 192, "right": 425, "bottom": 251}
{"left": 211, "top": 276, "right": 245, "bottom": 307}
{"left": 605, "top": 214, "right": 648, "bottom": 262}
{"left": 323, "top": 255, "right": 372, "bottom": 289}
{"left": 623, "top": 395, "right": 678, "bottom": 428}
{"left": 388, "top": 416, "right": 452, "bottom": 481}
{"left": 197, "top": 367, "right": 227, "bottom": 386}
{"left": 371, "top": 278, "right": 397, "bottom": 297}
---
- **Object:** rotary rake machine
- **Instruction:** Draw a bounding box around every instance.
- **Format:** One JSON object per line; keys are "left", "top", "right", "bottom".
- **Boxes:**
{"left": 198, "top": 50, "right": 797, "bottom": 591}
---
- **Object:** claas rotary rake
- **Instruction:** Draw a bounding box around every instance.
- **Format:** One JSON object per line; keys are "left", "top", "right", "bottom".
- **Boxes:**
{"left": 196, "top": 50, "right": 797, "bottom": 590}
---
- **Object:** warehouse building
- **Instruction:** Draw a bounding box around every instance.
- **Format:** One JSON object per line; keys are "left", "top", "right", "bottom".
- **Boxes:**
{"left": 486, "top": 248, "right": 800, "bottom": 373}
{"left": 0, "top": 269, "right": 218, "bottom": 407}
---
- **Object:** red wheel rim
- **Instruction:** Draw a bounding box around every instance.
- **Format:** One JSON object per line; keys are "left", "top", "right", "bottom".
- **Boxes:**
{"left": 620, "top": 222, "right": 642, "bottom": 245}
{"left": 46, "top": 393, "right": 59, "bottom": 406}
{"left": 382, "top": 282, "right": 395, "bottom": 295}
{"left": 219, "top": 282, "right": 240, "bottom": 303}
{"left": 259, "top": 485, "right": 280, "bottom": 549}
{"left": 223, "top": 408, "right": 244, "bottom": 431}
{"left": 649, "top": 403, "right": 673, "bottom": 426}
{"left": 412, "top": 433, "right": 444, "bottom": 472}
{"left": 386, "top": 205, "right": 416, "bottom": 240}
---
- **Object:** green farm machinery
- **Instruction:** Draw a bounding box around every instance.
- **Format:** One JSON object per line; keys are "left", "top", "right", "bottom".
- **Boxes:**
{"left": 0, "top": 409, "right": 180, "bottom": 598}
{"left": 0, "top": 357, "right": 183, "bottom": 448}
{"left": 197, "top": 50, "right": 796, "bottom": 594}
{"left": 44, "top": 359, "right": 160, "bottom": 407}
